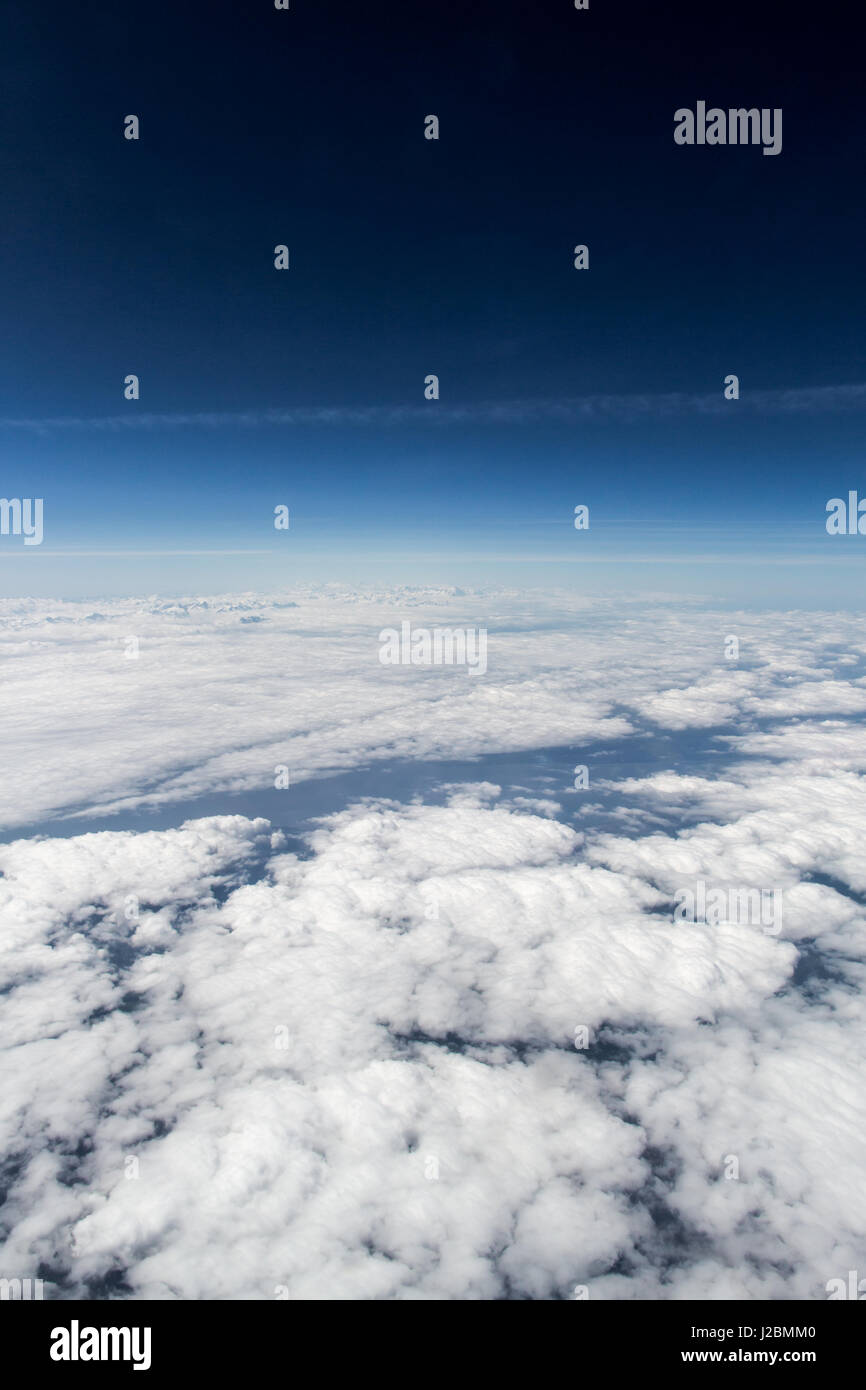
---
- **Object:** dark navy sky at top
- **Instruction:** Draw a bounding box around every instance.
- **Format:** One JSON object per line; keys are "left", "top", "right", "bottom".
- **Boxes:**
{"left": 3, "top": 0, "right": 863, "bottom": 405}
{"left": 1, "top": 0, "right": 865, "bottom": 545}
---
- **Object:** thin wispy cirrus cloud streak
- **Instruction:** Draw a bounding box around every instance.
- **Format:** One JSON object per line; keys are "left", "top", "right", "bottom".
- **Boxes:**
{"left": 4, "top": 383, "right": 866, "bottom": 433}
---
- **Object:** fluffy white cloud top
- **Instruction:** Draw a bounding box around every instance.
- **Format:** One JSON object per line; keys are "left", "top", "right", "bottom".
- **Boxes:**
{"left": 1, "top": 589, "right": 864, "bottom": 1300}
{"left": 1, "top": 587, "right": 865, "bottom": 829}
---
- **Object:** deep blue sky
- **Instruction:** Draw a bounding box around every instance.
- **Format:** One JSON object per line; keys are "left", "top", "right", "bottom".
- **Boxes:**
{"left": 1, "top": 0, "right": 865, "bottom": 601}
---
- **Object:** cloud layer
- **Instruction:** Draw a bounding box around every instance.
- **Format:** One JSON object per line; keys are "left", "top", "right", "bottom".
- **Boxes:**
{"left": 1, "top": 777, "right": 864, "bottom": 1296}
{"left": 2, "top": 588, "right": 866, "bottom": 831}
{"left": 1, "top": 590, "right": 864, "bottom": 1299}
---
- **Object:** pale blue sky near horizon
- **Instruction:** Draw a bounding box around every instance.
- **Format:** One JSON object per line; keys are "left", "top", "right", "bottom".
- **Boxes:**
{"left": 2, "top": 400, "right": 865, "bottom": 603}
